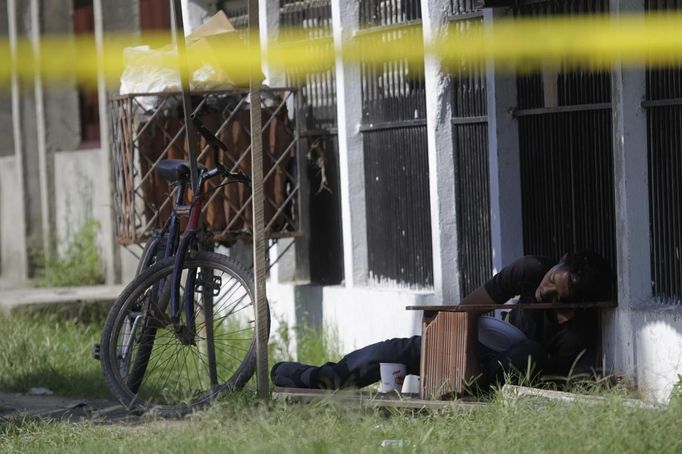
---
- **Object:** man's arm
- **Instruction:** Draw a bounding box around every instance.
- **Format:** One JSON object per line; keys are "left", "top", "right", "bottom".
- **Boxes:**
{"left": 461, "top": 286, "right": 497, "bottom": 306}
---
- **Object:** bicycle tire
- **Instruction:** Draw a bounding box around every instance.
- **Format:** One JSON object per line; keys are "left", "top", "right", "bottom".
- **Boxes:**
{"left": 100, "top": 251, "right": 269, "bottom": 415}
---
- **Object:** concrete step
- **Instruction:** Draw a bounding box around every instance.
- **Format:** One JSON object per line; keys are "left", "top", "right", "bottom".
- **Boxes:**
{"left": 0, "top": 284, "right": 126, "bottom": 316}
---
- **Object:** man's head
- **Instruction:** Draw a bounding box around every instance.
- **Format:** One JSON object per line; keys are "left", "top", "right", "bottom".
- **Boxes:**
{"left": 534, "top": 250, "right": 614, "bottom": 303}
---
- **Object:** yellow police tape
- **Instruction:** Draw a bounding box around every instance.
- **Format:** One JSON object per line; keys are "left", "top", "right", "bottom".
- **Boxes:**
{"left": 1, "top": 12, "right": 681, "bottom": 88}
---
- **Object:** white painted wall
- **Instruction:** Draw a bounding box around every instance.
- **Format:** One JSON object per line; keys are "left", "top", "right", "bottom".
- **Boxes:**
{"left": 633, "top": 309, "right": 682, "bottom": 402}
{"left": 321, "top": 286, "right": 433, "bottom": 352}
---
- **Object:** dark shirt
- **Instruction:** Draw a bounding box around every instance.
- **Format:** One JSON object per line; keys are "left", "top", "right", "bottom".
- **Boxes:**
{"left": 484, "top": 255, "right": 598, "bottom": 375}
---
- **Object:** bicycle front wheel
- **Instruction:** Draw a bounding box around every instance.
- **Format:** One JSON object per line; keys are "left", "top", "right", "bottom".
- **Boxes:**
{"left": 100, "top": 251, "right": 268, "bottom": 415}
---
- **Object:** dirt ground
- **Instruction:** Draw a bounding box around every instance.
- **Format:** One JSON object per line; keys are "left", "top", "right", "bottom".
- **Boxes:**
{"left": 0, "top": 392, "right": 142, "bottom": 424}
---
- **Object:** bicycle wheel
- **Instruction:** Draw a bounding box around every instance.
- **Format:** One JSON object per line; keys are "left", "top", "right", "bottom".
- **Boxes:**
{"left": 100, "top": 251, "right": 269, "bottom": 415}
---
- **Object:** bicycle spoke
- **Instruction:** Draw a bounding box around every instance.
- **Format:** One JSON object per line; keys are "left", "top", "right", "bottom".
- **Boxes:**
{"left": 102, "top": 252, "right": 266, "bottom": 412}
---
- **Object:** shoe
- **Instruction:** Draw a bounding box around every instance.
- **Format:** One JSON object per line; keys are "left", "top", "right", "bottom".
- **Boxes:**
{"left": 270, "top": 361, "right": 315, "bottom": 388}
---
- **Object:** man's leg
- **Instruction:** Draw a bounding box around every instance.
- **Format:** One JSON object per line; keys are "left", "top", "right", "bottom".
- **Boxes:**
{"left": 478, "top": 339, "right": 547, "bottom": 387}
{"left": 271, "top": 335, "right": 421, "bottom": 389}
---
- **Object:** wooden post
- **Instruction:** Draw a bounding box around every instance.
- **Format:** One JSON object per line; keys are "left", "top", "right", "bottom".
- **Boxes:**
{"left": 248, "top": 0, "right": 269, "bottom": 400}
{"left": 170, "top": 0, "right": 200, "bottom": 194}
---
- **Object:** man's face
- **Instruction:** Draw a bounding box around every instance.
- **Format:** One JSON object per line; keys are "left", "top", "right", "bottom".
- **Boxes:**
{"left": 534, "top": 264, "right": 573, "bottom": 303}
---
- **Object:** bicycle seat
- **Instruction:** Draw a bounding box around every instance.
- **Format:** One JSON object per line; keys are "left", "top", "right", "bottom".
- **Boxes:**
{"left": 155, "top": 160, "right": 205, "bottom": 184}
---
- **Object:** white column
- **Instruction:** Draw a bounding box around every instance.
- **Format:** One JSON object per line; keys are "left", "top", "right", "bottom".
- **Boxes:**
{"left": 484, "top": 7, "right": 523, "bottom": 273}
{"left": 259, "top": 0, "right": 284, "bottom": 86}
{"left": 421, "top": 0, "right": 460, "bottom": 304}
{"left": 29, "top": 0, "right": 52, "bottom": 258}
{"left": 6, "top": 0, "right": 29, "bottom": 283}
{"left": 331, "top": 0, "right": 368, "bottom": 287}
{"left": 93, "top": 0, "right": 117, "bottom": 285}
{"left": 605, "top": 0, "right": 649, "bottom": 378}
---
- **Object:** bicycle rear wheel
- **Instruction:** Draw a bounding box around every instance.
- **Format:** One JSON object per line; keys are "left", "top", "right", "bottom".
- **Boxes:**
{"left": 100, "top": 251, "right": 269, "bottom": 415}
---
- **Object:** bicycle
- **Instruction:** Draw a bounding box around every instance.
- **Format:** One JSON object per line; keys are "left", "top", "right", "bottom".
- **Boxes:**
{"left": 98, "top": 114, "right": 270, "bottom": 416}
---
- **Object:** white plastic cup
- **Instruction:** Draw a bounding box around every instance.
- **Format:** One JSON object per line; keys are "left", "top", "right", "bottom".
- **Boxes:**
{"left": 379, "top": 362, "right": 407, "bottom": 393}
{"left": 400, "top": 374, "right": 420, "bottom": 395}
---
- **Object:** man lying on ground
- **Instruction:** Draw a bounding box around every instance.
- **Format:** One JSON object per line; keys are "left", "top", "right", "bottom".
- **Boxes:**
{"left": 270, "top": 250, "right": 614, "bottom": 390}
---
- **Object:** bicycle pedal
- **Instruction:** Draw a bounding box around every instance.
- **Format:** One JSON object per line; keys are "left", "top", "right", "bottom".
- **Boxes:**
{"left": 196, "top": 272, "right": 222, "bottom": 296}
{"left": 91, "top": 344, "right": 101, "bottom": 361}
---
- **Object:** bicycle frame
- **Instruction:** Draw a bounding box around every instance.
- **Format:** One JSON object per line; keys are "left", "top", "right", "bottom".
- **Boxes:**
{"left": 148, "top": 114, "right": 250, "bottom": 346}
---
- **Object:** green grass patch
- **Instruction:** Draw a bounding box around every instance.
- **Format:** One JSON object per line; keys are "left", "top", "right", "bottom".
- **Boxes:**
{"left": 32, "top": 219, "right": 105, "bottom": 287}
{"left": 0, "top": 307, "right": 340, "bottom": 402}
{"left": 0, "top": 311, "right": 108, "bottom": 398}
{"left": 1, "top": 391, "right": 680, "bottom": 453}
{"left": 269, "top": 316, "right": 342, "bottom": 367}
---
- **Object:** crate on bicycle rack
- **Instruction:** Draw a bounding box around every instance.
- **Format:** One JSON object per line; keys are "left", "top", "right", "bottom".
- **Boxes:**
{"left": 109, "top": 88, "right": 303, "bottom": 245}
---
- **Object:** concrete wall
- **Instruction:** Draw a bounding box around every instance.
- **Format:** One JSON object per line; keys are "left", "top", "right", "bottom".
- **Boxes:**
{"left": 52, "top": 149, "right": 109, "bottom": 253}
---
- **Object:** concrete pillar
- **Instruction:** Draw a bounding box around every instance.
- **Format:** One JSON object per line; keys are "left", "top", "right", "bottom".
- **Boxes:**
{"left": 421, "top": 0, "right": 461, "bottom": 304}
{"left": 259, "top": 0, "right": 284, "bottom": 86}
{"left": 604, "top": 0, "right": 649, "bottom": 380}
{"left": 101, "top": 0, "right": 140, "bottom": 283}
{"left": 29, "top": 0, "right": 52, "bottom": 259}
{"left": 330, "top": 0, "right": 368, "bottom": 287}
{"left": 484, "top": 7, "right": 523, "bottom": 273}
{"left": 3, "top": 0, "right": 29, "bottom": 284}
{"left": 42, "top": 0, "right": 80, "bottom": 154}
{"left": 0, "top": 3, "right": 14, "bottom": 159}
{"left": 259, "top": 0, "right": 311, "bottom": 283}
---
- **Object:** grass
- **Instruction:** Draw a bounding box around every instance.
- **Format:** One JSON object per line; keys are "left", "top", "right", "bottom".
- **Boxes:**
{"left": 0, "top": 311, "right": 109, "bottom": 398}
{"left": 0, "top": 389, "right": 680, "bottom": 453}
{"left": 32, "top": 219, "right": 105, "bottom": 287}
{"left": 0, "top": 309, "right": 340, "bottom": 400}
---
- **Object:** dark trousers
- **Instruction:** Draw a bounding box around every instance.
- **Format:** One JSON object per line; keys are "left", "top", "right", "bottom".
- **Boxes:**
{"left": 309, "top": 335, "right": 546, "bottom": 389}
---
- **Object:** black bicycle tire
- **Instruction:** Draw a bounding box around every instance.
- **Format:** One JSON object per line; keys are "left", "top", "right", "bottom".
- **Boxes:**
{"left": 100, "top": 251, "right": 269, "bottom": 415}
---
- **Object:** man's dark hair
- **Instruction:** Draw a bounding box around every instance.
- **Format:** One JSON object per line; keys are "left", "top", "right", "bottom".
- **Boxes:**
{"left": 560, "top": 250, "right": 614, "bottom": 302}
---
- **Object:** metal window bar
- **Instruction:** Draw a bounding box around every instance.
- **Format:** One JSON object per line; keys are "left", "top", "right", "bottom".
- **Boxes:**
{"left": 359, "top": 0, "right": 422, "bottom": 28}
{"left": 644, "top": 0, "right": 682, "bottom": 303}
{"left": 449, "top": 0, "right": 483, "bottom": 16}
{"left": 514, "top": 0, "right": 616, "bottom": 270}
{"left": 359, "top": 0, "right": 433, "bottom": 288}
{"left": 279, "top": 0, "right": 344, "bottom": 284}
{"left": 448, "top": 14, "right": 492, "bottom": 296}
{"left": 221, "top": 2, "right": 249, "bottom": 30}
{"left": 364, "top": 126, "right": 433, "bottom": 288}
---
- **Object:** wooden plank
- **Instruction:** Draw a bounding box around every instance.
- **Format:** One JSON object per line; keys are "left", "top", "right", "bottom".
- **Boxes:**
{"left": 407, "top": 301, "right": 617, "bottom": 312}
{"left": 421, "top": 312, "right": 468, "bottom": 399}
{"left": 501, "top": 385, "right": 662, "bottom": 410}
{"left": 271, "top": 387, "right": 486, "bottom": 411}
{"left": 248, "top": 0, "right": 269, "bottom": 402}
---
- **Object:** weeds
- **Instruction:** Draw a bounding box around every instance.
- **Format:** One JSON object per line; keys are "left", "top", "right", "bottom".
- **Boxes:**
{"left": 269, "top": 316, "right": 341, "bottom": 366}
{"left": 0, "top": 311, "right": 107, "bottom": 397}
{"left": 32, "top": 219, "right": 105, "bottom": 287}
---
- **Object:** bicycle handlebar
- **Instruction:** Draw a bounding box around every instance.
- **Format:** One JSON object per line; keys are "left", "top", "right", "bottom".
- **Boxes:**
{"left": 190, "top": 113, "right": 251, "bottom": 188}
{"left": 190, "top": 114, "right": 227, "bottom": 151}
